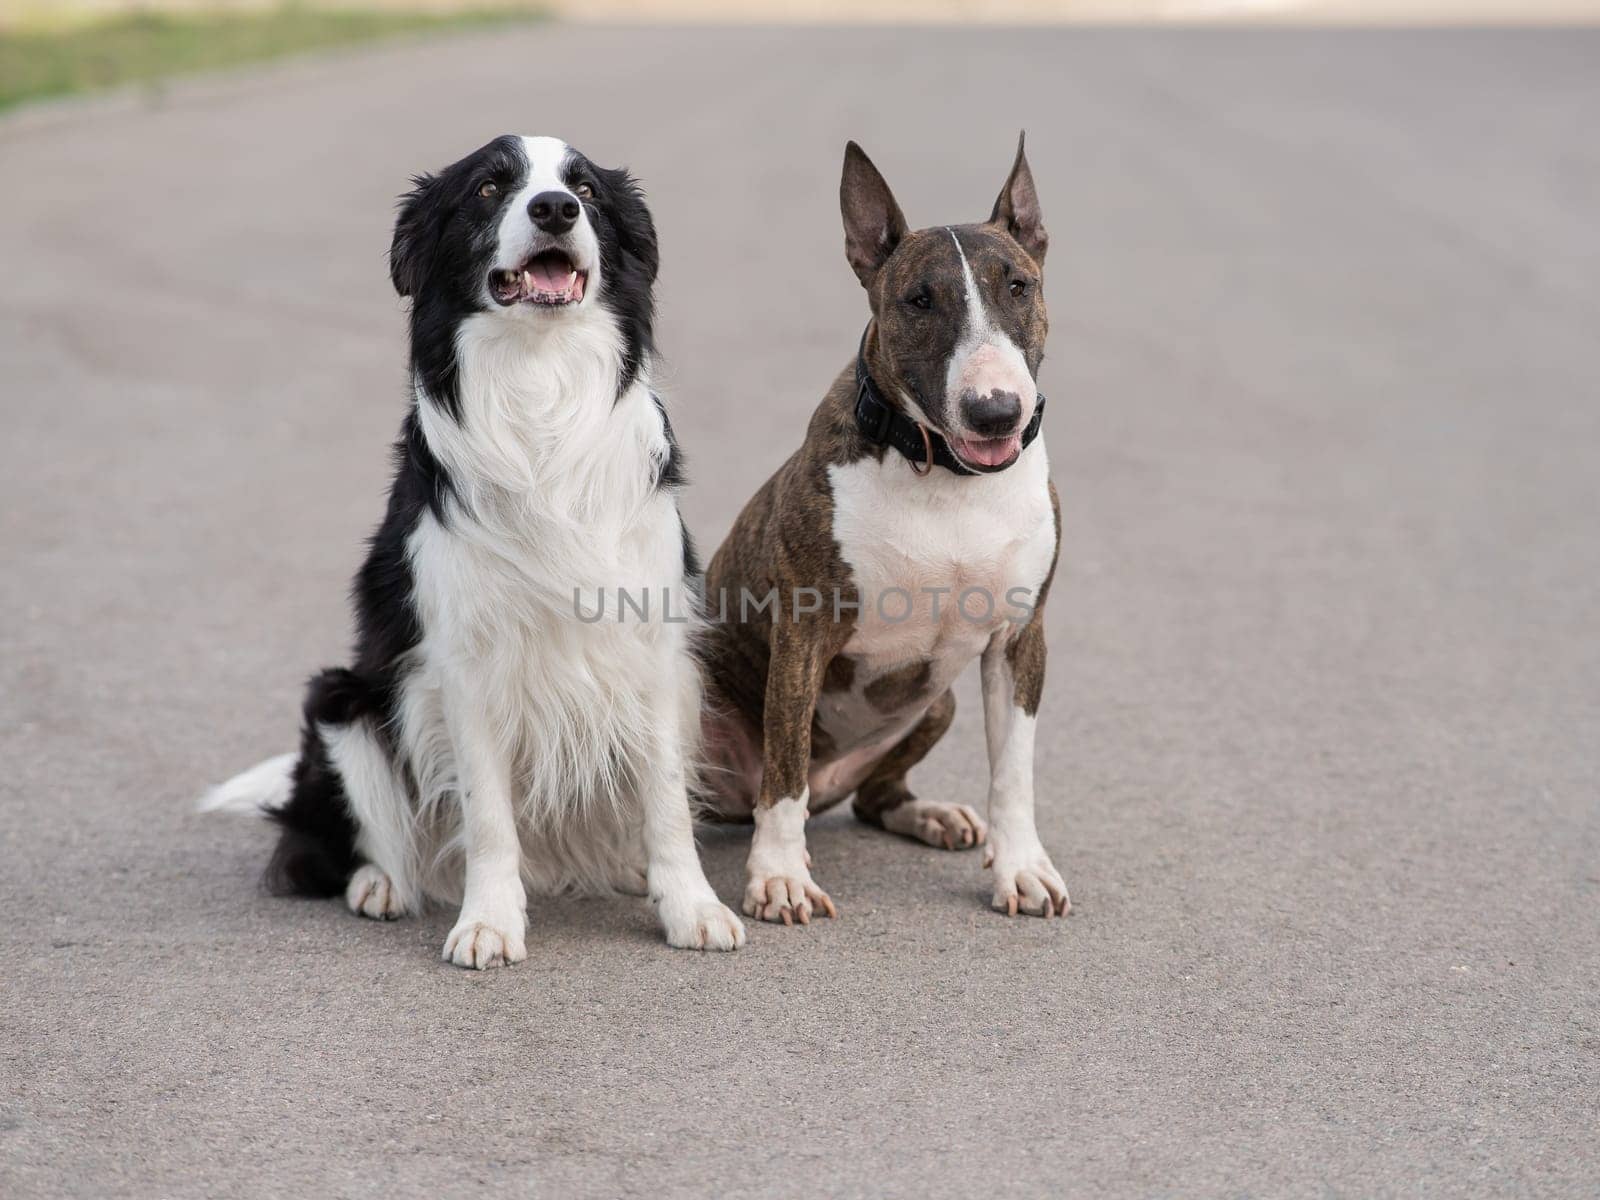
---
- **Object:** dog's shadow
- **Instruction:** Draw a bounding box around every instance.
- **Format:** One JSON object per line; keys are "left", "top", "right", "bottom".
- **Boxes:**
{"left": 487, "top": 812, "right": 859, "bottom": 949}
{"left": 524, "top": 806, "right": 1003, "bottom": 950}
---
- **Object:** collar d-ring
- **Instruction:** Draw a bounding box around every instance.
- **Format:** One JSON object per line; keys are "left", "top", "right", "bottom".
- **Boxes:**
{"left": 912, "top": 423, "right": 934, "bottom": 476}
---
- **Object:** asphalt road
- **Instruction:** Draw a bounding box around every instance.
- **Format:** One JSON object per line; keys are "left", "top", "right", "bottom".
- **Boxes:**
{"left": 3, "top": 25, "right": 1598, "bottom": 1200}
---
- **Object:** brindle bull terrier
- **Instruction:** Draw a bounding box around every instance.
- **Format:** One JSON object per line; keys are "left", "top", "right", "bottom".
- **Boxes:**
{"left": 698, "top": 135, "right": 1069, "bottom": 925}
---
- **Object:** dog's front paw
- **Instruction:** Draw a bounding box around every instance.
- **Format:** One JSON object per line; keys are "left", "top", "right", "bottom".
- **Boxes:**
{"left": 882, "top": 799, "right": 988, "bottom": 851}
{"left": 742, "top": 871, "right": 836, "bottom": 926}
{"left": 442, "top": 918, "right": 527, "bottom": 970}
{"left": 745, "top": 793, "right": 835, "bottom": 925}
{"left": 984, "top": 840, "right": 1070, "bottom": 918}
{"left": 658, "top": 891, "right": 747, "bottom": 951}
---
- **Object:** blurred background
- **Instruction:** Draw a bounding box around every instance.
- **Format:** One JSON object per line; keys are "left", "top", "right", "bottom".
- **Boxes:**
{"left": 4, "top": 0, "right": 1599, "bottom": 114}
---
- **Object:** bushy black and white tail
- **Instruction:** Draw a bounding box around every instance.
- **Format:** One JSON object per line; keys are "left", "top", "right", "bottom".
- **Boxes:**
{"left": 201, "top": 668, "right": 381, "bottom": 900}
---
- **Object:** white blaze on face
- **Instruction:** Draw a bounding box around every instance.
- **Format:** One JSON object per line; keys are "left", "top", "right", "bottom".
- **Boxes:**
{"left": 944, "top": 228, "right": 1037, "bottom": 439}
{"left": 488, "top": 134, "right": 602, "bottom": 300}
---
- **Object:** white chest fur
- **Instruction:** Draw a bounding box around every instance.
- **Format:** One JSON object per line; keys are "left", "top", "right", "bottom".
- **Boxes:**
{"left": 404, "top": 312, "right": 691, "bottom": 826}
{"left": 818, "top": 438, "right": 1056, "bottom": 757}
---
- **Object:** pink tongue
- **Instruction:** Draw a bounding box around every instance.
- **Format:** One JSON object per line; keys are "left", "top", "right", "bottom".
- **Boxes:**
{"left": 958, "top": 435, "right": 1022, "bottom": 467}
{"left": 528, "top": 257, "right": 573, "bottom": 293}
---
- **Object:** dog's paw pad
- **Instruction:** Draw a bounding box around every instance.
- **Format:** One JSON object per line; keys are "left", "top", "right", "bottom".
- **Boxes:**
{"left": 442, "top": 920, "right": 527, "bottom": 970}
{"left": 345, "top": 864, "right": 405, "bottom": 921}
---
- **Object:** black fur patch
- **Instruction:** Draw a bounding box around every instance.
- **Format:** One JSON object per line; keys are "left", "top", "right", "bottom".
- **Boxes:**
{"left": 651, "top": 391, "right": 685, "bottom": 491}
{"left": 263, "top": 418, "right": 437, "bottom": 897}
{"left": 680, "top": 515, "right": 702, "bottom": 585}
{"left": 265, "top": 669, "right": 370, "bottom": 897}
{"left": 389, "top": 135, "right": 528, "bottom": 420}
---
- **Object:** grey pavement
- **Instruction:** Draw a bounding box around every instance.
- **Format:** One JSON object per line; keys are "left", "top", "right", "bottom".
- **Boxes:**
{"left": 3, "top": 25, "right": 1598, "bottom": 1199}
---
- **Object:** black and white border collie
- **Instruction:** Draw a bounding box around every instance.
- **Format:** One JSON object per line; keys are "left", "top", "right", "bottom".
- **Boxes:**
{"left": 205, "top": 135, "right": 746, "bottom": 968}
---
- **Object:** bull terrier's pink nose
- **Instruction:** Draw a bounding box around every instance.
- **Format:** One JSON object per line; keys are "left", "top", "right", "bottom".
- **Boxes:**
{"left": 954, "top": 341, "right": 1034, "bottom": 435}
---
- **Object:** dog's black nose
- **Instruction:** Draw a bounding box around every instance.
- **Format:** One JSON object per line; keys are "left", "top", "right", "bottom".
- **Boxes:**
{"left": 961, "top": 389, "right": 1023, "bottom": 438}
{"left": 529, "top": 191, "right": 581, "bottom": 234}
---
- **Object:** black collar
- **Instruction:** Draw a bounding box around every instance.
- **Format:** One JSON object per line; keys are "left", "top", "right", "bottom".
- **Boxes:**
{"left": 852, "top": 327, "right": 1045, "bottom": 477}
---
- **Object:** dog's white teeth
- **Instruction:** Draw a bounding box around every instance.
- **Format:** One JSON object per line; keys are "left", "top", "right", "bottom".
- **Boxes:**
{"left": 564, "top": 271, "right": 577, "bottom": 288}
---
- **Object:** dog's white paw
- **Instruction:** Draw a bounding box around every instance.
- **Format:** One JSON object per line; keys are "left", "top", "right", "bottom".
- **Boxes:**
{"left": 984, "top": 839, "right": 1070, "bottom": 918}
{"left": 742, "top": 871, "right": 836, "bottom": 926}
{"left": 345, "top": 864, "right": 405, "bottom": 920}
{"left": 442, "top": 919, "right": 527, "bottom": 970}
{"left": 744, "top": 793, "right": 836, "bottom": 925}
{"left": 658, "top": 892, "right": 747, "bottom": 951}
{"left": 882, "top": 799, "right": 988, "bottom": 851}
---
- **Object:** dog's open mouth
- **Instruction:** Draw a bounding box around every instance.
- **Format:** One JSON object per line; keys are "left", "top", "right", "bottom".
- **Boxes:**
{"left": 489, "top": 250, "right": 587, "bottom": 307}
{"left": 949, "top": 433, "right": 1023, "bottom": 471}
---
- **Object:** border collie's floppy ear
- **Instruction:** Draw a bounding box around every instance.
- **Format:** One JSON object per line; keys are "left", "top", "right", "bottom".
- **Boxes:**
{"left": 990, "top": 132, "right": 1048, "bottom": 265}
{"left": 390, "top": 173, "right": 440, "bottom": 299}
{"left": 840, "top": 141, "right": 908, "bottom": 288}
{"left": 599, "top": 165, "right": 659, "bottom": 283}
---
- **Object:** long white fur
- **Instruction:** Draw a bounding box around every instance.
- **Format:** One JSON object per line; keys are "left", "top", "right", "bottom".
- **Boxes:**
{"left": 206, "top": 135, "right": 742, "bottom": 961}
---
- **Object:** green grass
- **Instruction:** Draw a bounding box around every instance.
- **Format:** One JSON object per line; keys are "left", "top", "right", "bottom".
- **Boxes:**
{"left": 0, "top": 5, "right": 543, "bottom": 113}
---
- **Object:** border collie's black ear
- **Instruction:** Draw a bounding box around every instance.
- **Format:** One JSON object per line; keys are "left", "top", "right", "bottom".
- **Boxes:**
{"left": 989, "top": 132, "right": 1047, "bottom": 265}
{"left": 600, "top": 166, "right": 659, "bottom": 283}
{"left": 390, "top": 173, "right": 440, "bottom": 298}
{"left": 840, "top": 141, "right": 908, "bottom": 288}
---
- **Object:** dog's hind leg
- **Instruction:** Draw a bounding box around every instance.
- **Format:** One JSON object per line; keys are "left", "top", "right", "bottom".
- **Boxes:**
{"left": 267, "top": 668, "right": 415, "bottom": 920}
{"left": 320, "top": 713, "right": 416, "bottom": 921}
{"left": 851, "top": 690, "right": 986, "bottom": 851}
{"left": 344, "top": 862, "right": 405, "bottom": 920}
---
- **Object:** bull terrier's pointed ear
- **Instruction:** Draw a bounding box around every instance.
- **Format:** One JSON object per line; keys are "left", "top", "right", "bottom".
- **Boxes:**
{"left": 840, "top": 141, "right": 909, "bottom": 288}
{"left": 990, "top": 132, "right": 1048, "bottom": 265}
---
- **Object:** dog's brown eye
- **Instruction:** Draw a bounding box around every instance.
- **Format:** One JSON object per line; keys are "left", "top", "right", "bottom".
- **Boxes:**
{"left": 573, "top": 182, "right": 594, "bottom": 200}
{"left": 1009, "top": 278, "right": 1028, "bottom": 297}
{"left": 907, "top": 291, "right": 933, "bottom": 311}
{"left": 478, "top": 180, "right": 499, "bottom": 199}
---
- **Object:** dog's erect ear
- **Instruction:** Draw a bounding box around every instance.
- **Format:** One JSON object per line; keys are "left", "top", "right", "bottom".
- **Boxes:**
{"left": 840, "top": 142, "right": 908, "bottom": 288}
{"left": 989, "top": 132, "right": 1048, "bottom": 265}
{"left": 389, "top": 172, "right": 440, "bottom": 299}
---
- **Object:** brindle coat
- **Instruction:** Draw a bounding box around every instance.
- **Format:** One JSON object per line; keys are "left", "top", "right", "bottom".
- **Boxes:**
{"left": 699, "top": 135, "right": 1069, "bottom": 924}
